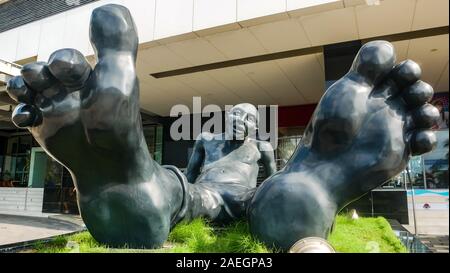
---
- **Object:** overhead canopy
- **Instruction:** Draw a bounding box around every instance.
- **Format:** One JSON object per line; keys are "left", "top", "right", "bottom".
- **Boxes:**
{"left": 134, "top": 0, "right": 449, "bottom": 116}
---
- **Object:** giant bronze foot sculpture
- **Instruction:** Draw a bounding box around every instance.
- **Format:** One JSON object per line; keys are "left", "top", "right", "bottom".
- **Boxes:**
{"left": 6, "top": 4, "right": 439, "bottom": 252}
{"left": 248, "top": 41, "right": 439, "bottom": 251}
{"left": 6, "top": 4, "right": 185, "bottom": 248}
{"left": 5, "top": 4, "right": 266, "bottom": 249}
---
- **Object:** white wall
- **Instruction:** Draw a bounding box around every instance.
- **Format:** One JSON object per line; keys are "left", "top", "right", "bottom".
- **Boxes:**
{"left": 0, "top": 0, "right": 157, "bottom": 62}
{"left": 0, "top": 0, "right": 341, "bottom": 62}
{"left": 0, "top": 188, "right": 44, "bottom": 213}
{"left": 193, "top": 0, "right": 237, "bottom": 31}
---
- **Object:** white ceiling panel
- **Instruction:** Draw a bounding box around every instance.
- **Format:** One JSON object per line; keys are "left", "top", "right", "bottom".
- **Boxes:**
{"left": 407, "top": 35, "right": 449, "bottom": 88}
{"left": 139, "top": 82, "right": 188, "bottom": 116}
{"left": 355, "top": 0, "right": 416, "bottom": 39}
{"left": 204, "top": 29, "right": 267, "bottom": 59}
{"left": 175, "top": 72, "right": 243, "bottom": 106}
{"left": 143, "top": 77, "right": 204, "bottom": 105}
{"left": 316, "top": 53, "right": 325, "bottom": 71}
{"left": 206, "top": 67, "right": 275, "bottom": 105}
{"left": 435, "top": 62, "right": 449, "bottom": 93}
{"left": 391, "top": 40, "right": 410, "bottom": 63}
{"left": 239, "top": 61, "right": 307, "bottom": 106}
{"left": 299, "top": 7, "right": 359, "bottom": 45}
{"left": 138, "top": 45, "right": 190, "bottom": 74}
{"left": 136, "top": 58, "right": 155, "bottom": 83}
{"left": 249, "top": 19, "right": 312, "bottom": 53}
{"left": 276, "top": 54, "right": 326, "bottom": 103}
{"left": 412, "top": 0, "right": 449, "bottom": 31}
{"left": 166, "top": 38, "right": 228, "bottom": 66}
{"left": 140, "top": 88, "right": 190, "bottom": 116}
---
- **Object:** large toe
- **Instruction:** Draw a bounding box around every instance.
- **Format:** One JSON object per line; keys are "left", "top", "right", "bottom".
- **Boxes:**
{"left": 11, "top": 104, "right": 42, "bottom": 128}
{"left": 410, "top": 130, "right": 437, "bottom": 155}
{"left": 351, "top": 40, "right": 396, "bottom": 85}
{"left": 21, "top": 62, "right": 57, "bottom": 92}
{"left": 89, "top": 4, "right": 138, "bottom": 53}
{"left": 6, "top": 76, "right": 35, "bottom": 104}
{"left": 411, "top": 104, "right": 440, "bottom": 129}
{"left": 402, "top": 80, "right": 434, "bottom": 108}
{"left": 48, "top": 48, "right": 92, "bottom": 90}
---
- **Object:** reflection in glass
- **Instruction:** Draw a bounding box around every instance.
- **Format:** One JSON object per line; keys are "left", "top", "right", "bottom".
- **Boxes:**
{"left": 40, "top": 154, "right": 78, "bottom": 214}
{"left": 423, "top": 130, "right": 449, "bottom": 189}
{"left": 409, "top": 156, "right": 425, "bottom": 189}
{"left": 0, "top": 135, "right": 34, "bottom": 188}
{"left": 276, "top": 127, "right": 305, "bottom": 169}
{"left": 381, "top": 172, "right": 406, "bottom": 189}
{"left": 143, "top": 125, "right": 163, "bottom": 164}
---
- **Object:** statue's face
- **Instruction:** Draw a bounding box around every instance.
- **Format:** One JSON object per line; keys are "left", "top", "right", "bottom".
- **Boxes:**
{"left": 226, "top": 103, "right": 258, "bottom": 139}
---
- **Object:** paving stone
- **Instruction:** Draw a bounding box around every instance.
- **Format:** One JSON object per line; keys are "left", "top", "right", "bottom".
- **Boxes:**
{"left": 0, "top": 214, "right": 84, "bottom": 247}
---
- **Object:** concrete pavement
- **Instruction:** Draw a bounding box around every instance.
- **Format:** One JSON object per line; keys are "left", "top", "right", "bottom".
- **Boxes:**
{"left": 0, "top": 214, "right": 85, "bottom": 249}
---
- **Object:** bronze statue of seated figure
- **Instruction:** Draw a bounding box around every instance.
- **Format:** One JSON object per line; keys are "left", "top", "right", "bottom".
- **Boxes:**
{"left": 6, "top": 4, "right": 439, "bottom": 251}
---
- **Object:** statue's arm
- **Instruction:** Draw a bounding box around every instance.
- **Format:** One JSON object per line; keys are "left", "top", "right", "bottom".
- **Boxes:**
{"left": 185, "top": 134, "right": 205, "bottom": 183}
{"left": 258, "top": 141, "right": 277, "bottom": 179}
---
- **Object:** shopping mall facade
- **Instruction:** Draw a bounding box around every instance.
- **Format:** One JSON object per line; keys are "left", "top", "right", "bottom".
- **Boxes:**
{"left": 0, "top": 0, "right": 448, "bottom": 233}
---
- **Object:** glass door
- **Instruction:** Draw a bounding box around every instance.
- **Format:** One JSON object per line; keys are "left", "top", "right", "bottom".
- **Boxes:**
{"left": 29, "top": 148, "right": 78, "bottom": 214}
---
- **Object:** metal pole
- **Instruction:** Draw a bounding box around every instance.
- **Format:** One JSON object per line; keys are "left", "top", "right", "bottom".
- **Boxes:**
{"left": 370, "top": 191, "right": 374, "bottom": 217}
{"left": 406, "top": 165, "right": 418, "bottom": 236}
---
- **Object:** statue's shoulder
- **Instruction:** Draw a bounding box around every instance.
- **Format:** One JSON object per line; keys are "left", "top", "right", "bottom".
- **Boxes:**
{"left": 255, "top": 140, "right": 274, "bottom": 152}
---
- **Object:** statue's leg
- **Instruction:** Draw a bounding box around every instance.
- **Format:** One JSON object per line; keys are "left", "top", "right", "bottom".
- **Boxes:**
{"left": 248, "top": 41, "right": 439, "bottom": 251}
{"left": 166, "top": 165, "right": 255, "bottom": 224}
{"left": 185, "top": 182, "right": 255, "bottom": 224}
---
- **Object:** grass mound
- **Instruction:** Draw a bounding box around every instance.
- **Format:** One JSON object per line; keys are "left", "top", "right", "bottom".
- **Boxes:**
{"left": 329, "top": 215, "right": 407, "bottom": 253}
{"left": 169, "top": 218, "right": 270, "bottom": 253}
{"left": 31, "top": 216, "right": 406, "bottom": 253}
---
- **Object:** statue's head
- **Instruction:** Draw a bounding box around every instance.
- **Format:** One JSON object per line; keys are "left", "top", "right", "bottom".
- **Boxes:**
{"left": 225, "top": 103, "right": 258, "bottom": 140}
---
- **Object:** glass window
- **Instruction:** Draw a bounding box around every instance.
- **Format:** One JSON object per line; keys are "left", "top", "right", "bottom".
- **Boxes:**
{"left": 1, "top": 135, "right": 33, "bottom": 187}
{"left": 381, "top": 172, "right": 406, "bottom": 189}
{"left": 18, "top": 136, "right": 32, "bottom": 154}
{"left": 423, "top": 130, "right": 449, "bottom": 189}
{"left": 143, "top": 125, "right": 163, "bottom": 164}
{"left": 155, "top": 126, "right": 163, "bottom": 164}
{"left": 276, "top": 127, "right": 305, "bottom": 169}
{"left": 408, "top": 156, "right": 426, "bottom": 189}
{"left": 380, "top": 156, "right": 425, "bottom": 190}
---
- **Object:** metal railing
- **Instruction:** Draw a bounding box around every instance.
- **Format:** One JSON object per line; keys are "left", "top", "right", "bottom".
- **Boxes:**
{"left": 0, "top": 59, "right": 21, "bottom": 85}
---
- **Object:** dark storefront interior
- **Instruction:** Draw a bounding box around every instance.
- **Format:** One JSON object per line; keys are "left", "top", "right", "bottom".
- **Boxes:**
{"left": 0, "top": 124, "right": 163, "bottom": 214}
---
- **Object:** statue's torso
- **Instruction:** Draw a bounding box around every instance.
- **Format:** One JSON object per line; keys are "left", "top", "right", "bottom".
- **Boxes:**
{"left": 196, "top": 136, "right": 261, "bottom": 188}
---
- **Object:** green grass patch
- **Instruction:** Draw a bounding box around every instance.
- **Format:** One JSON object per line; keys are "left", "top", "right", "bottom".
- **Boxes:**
{"left": 329, "top": 215, "right": 407, "bottom": 253}
{"left": 31, "top": 216, "right": 406, "bottom": 253}
{"left": 168, "top": 218, "right": 270, "bottom": 253}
